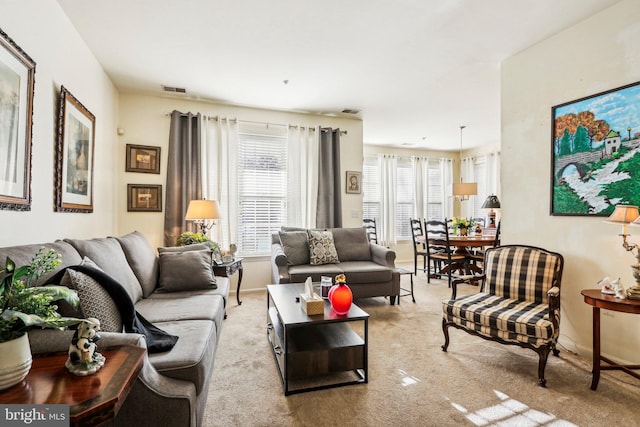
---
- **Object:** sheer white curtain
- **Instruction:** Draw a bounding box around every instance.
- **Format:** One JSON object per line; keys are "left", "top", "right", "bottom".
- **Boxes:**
{"left": 441, "top": 158, "right": 454, "bottom": 219}
{"left": 460, "top": 157, "right": 476, "bottom": 218}
{"left": 201, "top": 117, "right": 238, "bottom": 248}
{"left": 287, "top": 126, "right": 318, "bottom": 228}
{"left": 411, "top": 156, "right": 428, "bottom": 219}
{"left": 485, "top": 151, "right": 501, "bottom": 197}
{"left": 379, "top": 154, "right": 397, "bottom": 246}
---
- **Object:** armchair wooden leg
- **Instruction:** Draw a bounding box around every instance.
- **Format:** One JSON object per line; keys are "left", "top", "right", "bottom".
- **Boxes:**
{"left": 536, "top": 346, "right": 551, "bottom": 387}
{"left": 441, "top": 319, "right": 450, "bottom": 352}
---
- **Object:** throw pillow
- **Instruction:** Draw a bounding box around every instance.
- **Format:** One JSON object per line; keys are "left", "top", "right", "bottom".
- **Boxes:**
{"left": 158, "top": 249, "right": 217, "bottom": 291}
{"left": 278, "top": 231, "right": 310, "bottom": 265}
{"left": 158, "top": 242, "right": 211, "bottom": 253}
{"left": 307, "top": 229, "right": 340, "bottom": 265}
{"left": 64, "top": 257, "right": 123, "bottom": 333}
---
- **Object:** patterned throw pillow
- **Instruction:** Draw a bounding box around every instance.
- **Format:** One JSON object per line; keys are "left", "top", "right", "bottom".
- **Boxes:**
{"left": 307, "top": 230, "right": 340, "bottom": 265}
{"left": 64, "top": 257, "right": 123, "bottom": 333}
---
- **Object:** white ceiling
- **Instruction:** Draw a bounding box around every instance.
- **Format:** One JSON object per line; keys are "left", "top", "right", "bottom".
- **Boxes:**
{"left": 57, "top": 0, "right": 620, "bottom": 151}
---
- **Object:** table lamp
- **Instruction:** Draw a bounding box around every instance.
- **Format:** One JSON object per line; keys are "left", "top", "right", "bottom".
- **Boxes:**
{"left": 481, "top": 194, "right": 501, "bottom": 228}
{"left": 606, "top": 204, "right": 640, "bottom": 287}
{"left": 185, "top": 199, "right": 220, "bottom": 234}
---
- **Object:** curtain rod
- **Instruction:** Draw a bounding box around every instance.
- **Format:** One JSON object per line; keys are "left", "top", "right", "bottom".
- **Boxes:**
{"left": 164, "top": 112, "right": 347, "bottom": 135}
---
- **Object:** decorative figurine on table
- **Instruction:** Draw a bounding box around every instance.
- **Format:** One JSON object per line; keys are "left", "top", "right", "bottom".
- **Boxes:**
{"left": 329, "top": 274, "right": 353, "bottom": 315}
{"left": 598, "top": 277, "right": 616, "bottom": 295}
{"left": 66, "top": 317, "right": 106, "bottom": 376}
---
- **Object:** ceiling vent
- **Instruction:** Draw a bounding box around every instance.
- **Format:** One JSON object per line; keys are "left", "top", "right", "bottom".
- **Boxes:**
{"left": 341, "top": 108, "right": 360, "bottom": 115}
{"left": 162, "top": 85, "right": 187, "bottom": 93}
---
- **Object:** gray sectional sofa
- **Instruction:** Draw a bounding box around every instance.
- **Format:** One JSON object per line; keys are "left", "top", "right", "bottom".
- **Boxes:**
{"left": 271, "top": 227, "right": 400, "bottom": 304}
{"left": 0, "top": 231, "right": 228, "bottom": 427}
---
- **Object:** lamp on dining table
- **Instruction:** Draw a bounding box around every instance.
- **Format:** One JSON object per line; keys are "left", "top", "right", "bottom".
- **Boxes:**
{"left": 481, "top": 194, "right": 501, "bottom": 228}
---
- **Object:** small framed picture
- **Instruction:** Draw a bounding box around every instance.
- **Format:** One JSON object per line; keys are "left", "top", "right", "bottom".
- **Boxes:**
{"left": 346, "top": 171, "right": 361, "bottom": 194}
{"left": 126, "top": 144, "right": 161, "bottom": 174}
{"left": 127, "top": 184, "right": 162, "bottom": 212}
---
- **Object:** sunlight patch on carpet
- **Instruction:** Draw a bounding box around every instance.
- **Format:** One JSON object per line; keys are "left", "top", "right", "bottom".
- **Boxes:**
{"left": 447, "top": 390, "right": 578, "bottom": 427}
{"left": 397, "top": 369, "right": 421, "bottom": 387}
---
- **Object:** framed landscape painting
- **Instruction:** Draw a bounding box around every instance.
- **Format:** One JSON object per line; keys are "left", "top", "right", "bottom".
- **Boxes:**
{"left": 551, "top": 81, "right": 640, "bottom": 216}
{"left": 0, "top": 28, "right": 36, "bottom": 211}
{"left": 127, "top": 184, "right": 162, "bottom": 212}
{"left": 55, "top": 86, "right": 95, "bottom": 213}
{"left": 126, "top": 144, "right": 161, "bottom": 174}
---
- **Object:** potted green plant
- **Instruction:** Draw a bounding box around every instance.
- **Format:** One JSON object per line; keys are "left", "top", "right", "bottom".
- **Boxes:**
{"left": 0, "top": 248, "right": 81, "bottom": 389}
{"left": 176, "top": 231, "right": 220, "bottom": 250}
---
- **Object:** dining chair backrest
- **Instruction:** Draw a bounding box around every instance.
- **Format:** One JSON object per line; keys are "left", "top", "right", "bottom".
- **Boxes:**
{"left": 363, "top": 218, "right": 378, "bottom": 244}
{"left": 493, "top": 220, "right": 501, "bottom": 247}
{"left": 424, "top": 219, "right": 451, "bottom": 253}
{"left": 410, "top": 218, "right": 425, "bottom": 251}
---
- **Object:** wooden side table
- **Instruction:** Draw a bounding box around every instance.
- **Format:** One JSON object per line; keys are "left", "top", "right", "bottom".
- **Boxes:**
{"left": 0, "top": 344, "right": 145, "bottom": 426}
{"left": 581, "top": 289, "right": 640, "bottom": 390}
{"left": 213, "top": 257, "right": 244, "bottom": 305}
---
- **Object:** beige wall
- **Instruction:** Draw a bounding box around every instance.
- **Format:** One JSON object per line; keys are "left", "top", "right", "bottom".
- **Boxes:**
{"left": 502, "top": 0, "right": 640, "bottom": 362}
{"left": 118, "top": 93, "right": 363, "bottom": 290}
{"left": 0, "top": 2, "right": 119, "bottom": 246}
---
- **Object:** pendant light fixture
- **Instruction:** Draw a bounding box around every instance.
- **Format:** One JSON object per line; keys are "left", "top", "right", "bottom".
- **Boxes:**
{"left": 452, "top": 125, "right": 477, "bottom": 200}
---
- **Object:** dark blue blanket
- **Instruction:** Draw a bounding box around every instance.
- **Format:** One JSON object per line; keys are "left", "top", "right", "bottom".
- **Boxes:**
{"left": 50, "top": 265, "right": 178, "bottom": 353}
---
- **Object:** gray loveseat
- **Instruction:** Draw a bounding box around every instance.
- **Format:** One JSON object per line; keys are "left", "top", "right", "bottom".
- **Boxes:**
{"left": 0, "top": 231, "right": 228, "bottom": 427}
{"left": 271, "top": 227, "right": 400, "bottom": 304}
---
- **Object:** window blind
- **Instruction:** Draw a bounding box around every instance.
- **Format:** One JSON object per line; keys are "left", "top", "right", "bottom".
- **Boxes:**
{"left": 362, "top": 156, "right": 380, "bottom": 222}
{"left": 395, "top": 158, "right": 414, "bottom": 240}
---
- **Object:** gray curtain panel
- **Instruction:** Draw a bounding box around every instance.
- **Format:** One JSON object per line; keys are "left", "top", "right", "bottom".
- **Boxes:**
{"left": 316, "top": 127, "right": 342, "bottom": 228}
{"left": 164, "top": 110, "right": 202, "bottom": 246}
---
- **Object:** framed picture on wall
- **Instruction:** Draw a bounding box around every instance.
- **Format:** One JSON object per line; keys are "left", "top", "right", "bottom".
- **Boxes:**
{"left": 126, "top": 144, "right": 161, "bottom": 174}
{"left": 127, "top": 184, "right": 162, "bottom": 212}
{"left": 0, "top": 28, "right": 36, "bottom": 211}
{"left": 55, "top": 86, "right": 95, "bottom": 213}
{"left": 551, "top": 80, "right": 640, "bottom": 216}
{"left": 346, "top": 171, "right": 361, "bottom": 194}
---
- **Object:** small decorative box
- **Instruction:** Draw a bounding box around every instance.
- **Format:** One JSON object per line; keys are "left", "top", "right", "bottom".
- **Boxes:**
{"left": 301, "top": 293, "right": 324, "bottom": 315}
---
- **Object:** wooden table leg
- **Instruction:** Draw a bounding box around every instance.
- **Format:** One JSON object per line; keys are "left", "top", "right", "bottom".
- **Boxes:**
{"left": 236, "top": 262, "right": 243, "bottom": 305}
{"left": 591, "top": 306, "right": 601, "bottom": 390}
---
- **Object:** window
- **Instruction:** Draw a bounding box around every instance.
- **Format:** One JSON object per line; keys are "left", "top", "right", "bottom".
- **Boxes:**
{"left": 472, "top": 157, "right": 487, "bottom": 221}
{"left": 395, "top": 158, "right": 414, "bottom": 240}
{"left": 362, "top": 156, "right": 380, "bottom": 223}
{"left": 426, "top": 160, "right": 443, "bottom": 221}
{"left": 236, "top": 124, "right": 288, "bottom": 255}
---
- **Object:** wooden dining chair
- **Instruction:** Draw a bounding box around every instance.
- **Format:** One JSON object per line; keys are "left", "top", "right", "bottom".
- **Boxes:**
{"left": 425, "top": 219, "right": 467, "bottom": 287}
{"left": 409, "top": 218, "right": 429, "bottom": 277}
{"left": 362, "top": 218, "right": 378, "bottom": 244}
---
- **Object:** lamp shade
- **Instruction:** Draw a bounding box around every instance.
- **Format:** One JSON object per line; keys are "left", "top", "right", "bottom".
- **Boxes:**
{"left": 481, "top": 194, "right": 501, "bottom": 209}
{"left": 605, "top": 205, "right": 639, "bottom": 224}
{"left": 452, "top": 182, "right": 477, "bottom": 197}
{"left": 185, "top": 200, "right": 220, "bottom": 221}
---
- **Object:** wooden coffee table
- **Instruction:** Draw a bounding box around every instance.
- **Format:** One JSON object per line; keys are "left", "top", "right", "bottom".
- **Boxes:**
{"left": 267, "top": 283, "right": 369, "bottom": 395}
{"left": 0, "top": 344, "right": 145, "bottom": 426}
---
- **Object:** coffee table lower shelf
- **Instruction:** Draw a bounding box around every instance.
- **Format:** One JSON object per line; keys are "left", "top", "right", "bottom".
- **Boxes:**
{"left": 267, "top": 299, "right": 368, "bottom": 395}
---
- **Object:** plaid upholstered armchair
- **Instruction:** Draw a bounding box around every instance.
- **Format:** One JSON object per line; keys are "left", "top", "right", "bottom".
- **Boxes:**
{"left": 441, "top": 245, "right": 564, "bottom": 387}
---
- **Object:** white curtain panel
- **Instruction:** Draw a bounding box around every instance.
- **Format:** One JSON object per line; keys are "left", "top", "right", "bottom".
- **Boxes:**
{"left": 201, "top": 117, "right": 238, "bottom": 247}
{"left": 441, "top": 158, "right": 454, "bottom": 220}
{"left": 287, "top": 126, "right": 318, "bottom": 228}
{"left": 486, "top": 151, "right": 501, "bottom": 197}
{"left": 411, "top": 156, "right": 428, "bottom": 219}
{"left": 379, "top": 154, "right": 397, "bottom": 246}
{"left": 460, "top": 156, "right": 476, "bottom": 218}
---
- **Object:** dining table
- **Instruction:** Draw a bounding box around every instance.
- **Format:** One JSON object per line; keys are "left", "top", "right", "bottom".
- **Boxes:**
{"left": 420, "top": 233, "right": 498, "bottom": 279}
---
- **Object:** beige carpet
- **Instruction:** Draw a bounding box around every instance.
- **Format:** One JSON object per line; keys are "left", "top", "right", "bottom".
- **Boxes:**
{"left": 204, "top": 267, "right": 639, "bottom": 427}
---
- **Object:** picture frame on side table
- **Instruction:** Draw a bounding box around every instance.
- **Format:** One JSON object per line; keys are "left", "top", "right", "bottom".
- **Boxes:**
{"left": 55, "top": 86, "right": 96, "bottom": 213}
{"left": 126, "top": 144, "right": 161, "bottom": 174}
{"left": 551, "top": 81, "right": 640, "bottom": 216}
{"left": 346, "top": 171, "right": 361, "bottom": 194}
{"left": 0, "top": 28, "right": 36, "bottom": 211}
{"left": 127, "top": 184, "right": 162, "bottom": 212}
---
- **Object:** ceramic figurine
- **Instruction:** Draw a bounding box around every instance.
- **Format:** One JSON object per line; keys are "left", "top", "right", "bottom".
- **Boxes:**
{"left": 66, "top": 317, "right": 106, "bottom": 376}
{"left": 598, "top": 277, "right": 616, "bottom": 295}
{"left": 611, "top": 278, "right": 627, "bottom": 300}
